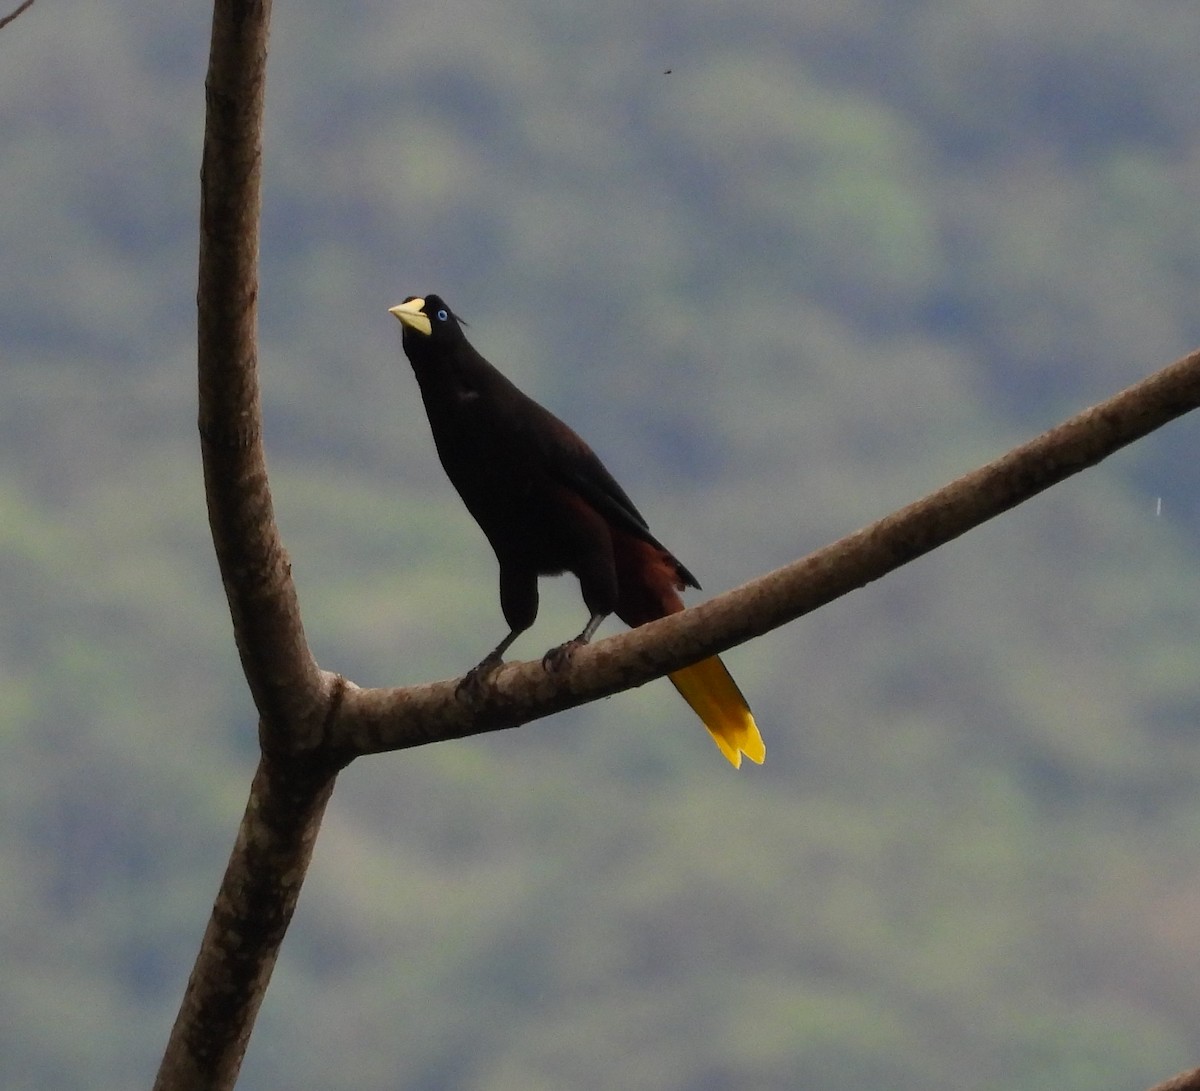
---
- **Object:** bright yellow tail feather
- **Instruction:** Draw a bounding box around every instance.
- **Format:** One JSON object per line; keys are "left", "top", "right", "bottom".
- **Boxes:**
{"left": 668, "top": 656, "right": 765, "bottom": 768}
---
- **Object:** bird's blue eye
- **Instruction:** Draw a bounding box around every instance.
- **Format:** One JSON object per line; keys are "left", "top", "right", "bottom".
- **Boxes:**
{"left": 436, "top": 309, "right": 449, "bottom": 322}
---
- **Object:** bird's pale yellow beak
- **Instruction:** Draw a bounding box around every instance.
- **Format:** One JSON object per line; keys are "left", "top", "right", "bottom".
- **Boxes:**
{"left": 388, "top": 297, "right": 432, "bottom": 336}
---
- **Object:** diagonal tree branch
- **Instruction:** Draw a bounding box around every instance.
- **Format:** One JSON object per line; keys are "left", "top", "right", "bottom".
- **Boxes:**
{"left": 153, "top": 754, "right": 336, "bottom": 1091}
{"left": 1148, "top": 1068, "right": 1200, "bottom": 1091}
{"left": 0, "top": 0, "right": 37, "bottom": 32}
{"left": 330, "top": 346, "right": 1200, "bottom": 755}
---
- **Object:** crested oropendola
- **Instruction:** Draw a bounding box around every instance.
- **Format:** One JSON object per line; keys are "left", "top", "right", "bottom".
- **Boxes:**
{"left": 389, "top": 294, "right": 764, "bottom": 767}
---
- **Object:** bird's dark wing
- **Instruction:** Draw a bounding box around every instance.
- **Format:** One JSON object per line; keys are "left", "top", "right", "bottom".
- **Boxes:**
{"left": 520, "top": 397, "right": 701, "bottom": 590}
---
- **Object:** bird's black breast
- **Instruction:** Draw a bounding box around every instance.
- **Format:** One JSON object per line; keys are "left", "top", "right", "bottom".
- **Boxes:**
{"left": 421, "top": 379, "right": 572, "bottom": 568}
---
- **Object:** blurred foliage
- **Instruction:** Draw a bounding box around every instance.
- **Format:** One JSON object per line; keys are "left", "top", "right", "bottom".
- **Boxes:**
{"left": 1, "top": 0, "right": 1199, "bottom": 1089}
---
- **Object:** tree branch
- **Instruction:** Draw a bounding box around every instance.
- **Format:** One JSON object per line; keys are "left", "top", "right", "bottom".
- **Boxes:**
{"left": 0, "top": 0, "right": 37, "bottom": 32}
{"left": 1147, "top": 1068, "right": 1200, "bottom": 1091}
{"left": 196, "top": 0, "right": 332, "bottom": 754}
{"left": 152, "top": 755, "right": 336, "bottom": 1091}
{"left": 156, "top": 4, "right": 345, "bottom": 1089}
{"left": 329, "top": 347, "right": 1200, "bottom": 755}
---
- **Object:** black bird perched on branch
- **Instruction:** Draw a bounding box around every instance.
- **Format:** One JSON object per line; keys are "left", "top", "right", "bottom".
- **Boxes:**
{"left": 389, "top": 294, "right": 764, "bottom": 767}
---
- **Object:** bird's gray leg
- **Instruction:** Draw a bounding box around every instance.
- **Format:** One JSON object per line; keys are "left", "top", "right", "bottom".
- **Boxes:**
{"left": 456, "top": 629, "right": 522, "bottom": 701}
{"left": 542, "top": 611, "right": 607, "bottom": 673}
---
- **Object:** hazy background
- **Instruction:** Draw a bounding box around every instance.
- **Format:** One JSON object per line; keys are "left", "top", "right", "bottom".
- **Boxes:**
{"left": 2, "top": 1, "right": 1200, "bottom": 1088}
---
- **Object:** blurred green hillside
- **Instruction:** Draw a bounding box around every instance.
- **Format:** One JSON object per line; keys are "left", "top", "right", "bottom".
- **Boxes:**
{"left": 2, "top": 1, "right": 1199, "bottom": 1089}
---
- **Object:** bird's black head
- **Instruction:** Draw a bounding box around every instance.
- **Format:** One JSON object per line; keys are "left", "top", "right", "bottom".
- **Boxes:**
{"left": 388, "top": 294, "right": 466, "bottom": 355}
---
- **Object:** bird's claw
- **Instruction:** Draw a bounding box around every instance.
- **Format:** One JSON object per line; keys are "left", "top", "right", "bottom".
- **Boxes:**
{"left": 455, "top": 653, "right": 503, "bottom": 703}
{"left": 542, "top": 639, "right": 584, "bottom": 673}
